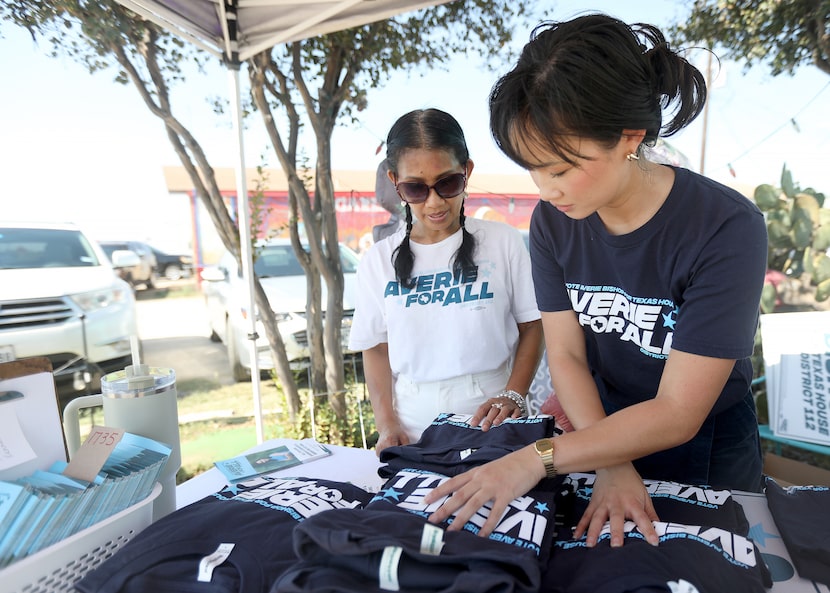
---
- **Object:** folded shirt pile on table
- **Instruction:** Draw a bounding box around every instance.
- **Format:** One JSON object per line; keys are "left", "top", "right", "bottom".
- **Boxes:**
{"left": 76, "top": 413, "right": 782, "bottom": 593}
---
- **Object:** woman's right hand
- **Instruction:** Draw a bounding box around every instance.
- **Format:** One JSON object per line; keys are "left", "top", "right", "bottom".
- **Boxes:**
{"left": 374, "top": 425, "right": 410, "bottom": 455}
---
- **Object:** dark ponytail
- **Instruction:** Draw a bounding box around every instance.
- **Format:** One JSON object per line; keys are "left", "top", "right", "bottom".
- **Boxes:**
{"left": 489, "top": 13, "right": 707, "bottom": 167}
{"left": 387, "top": 108, "right": 477, "bottom": 289}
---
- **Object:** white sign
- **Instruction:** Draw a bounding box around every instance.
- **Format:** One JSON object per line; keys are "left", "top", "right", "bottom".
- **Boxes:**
{"left": 0, "top": 409, "right": 37, "bottom": 471}
{"left": 760, "top": 311, "right": 830, "bottom": 446}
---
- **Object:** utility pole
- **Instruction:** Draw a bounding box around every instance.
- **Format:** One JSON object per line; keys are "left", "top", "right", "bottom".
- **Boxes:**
{"left": 699, "top": 51, "right": 713, "bottom": 175}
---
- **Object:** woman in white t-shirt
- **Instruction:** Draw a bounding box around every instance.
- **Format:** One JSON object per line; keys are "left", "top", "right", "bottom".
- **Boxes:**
{"left": 348, "top": 108, "right": 543, "bottom": 453}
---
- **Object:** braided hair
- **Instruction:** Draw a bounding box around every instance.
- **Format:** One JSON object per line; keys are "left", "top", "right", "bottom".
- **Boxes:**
{"left": 386, "top": 108, "right": 476, "bottom": 289}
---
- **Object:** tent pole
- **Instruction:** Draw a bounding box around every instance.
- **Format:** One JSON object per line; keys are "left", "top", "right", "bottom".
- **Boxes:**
{"left": 228, "top": 65, "right": 265, "bottom": 444}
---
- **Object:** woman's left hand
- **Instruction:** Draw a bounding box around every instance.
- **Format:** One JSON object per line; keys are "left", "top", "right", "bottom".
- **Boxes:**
{"left": 469, "top": 397, "right": 522, "bottom": 431}
{"left": 423, "top": 446, "right": 545, "bottom": 536}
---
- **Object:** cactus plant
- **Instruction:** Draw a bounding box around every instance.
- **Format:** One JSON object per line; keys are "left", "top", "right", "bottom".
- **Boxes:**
{"left": 756, "top": 165, "right": 828, "bottom": 313}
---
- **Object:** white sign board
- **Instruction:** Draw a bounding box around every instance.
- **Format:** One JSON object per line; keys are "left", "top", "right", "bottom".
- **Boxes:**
{"left": 760, "top": 311, "right": 830, "bottom": 446}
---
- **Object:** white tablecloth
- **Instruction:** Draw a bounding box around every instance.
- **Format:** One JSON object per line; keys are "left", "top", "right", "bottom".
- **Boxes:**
{"left": 175, "top": 439, "right": 383, "bottom": 510}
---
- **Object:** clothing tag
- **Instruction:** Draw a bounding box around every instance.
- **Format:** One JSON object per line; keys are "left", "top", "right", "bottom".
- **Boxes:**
{"left": 0, "top": 409, "right": 37, "bottom": 472}
{"left": 419, "top": 523, "right": 445, "bottom": 555}
{"left": 197, "top": 543, "right": 236, "bottom": 582}
{"left": 459, "top": 448, "right": 473, "bottom": 460}
{"left": 63, "top": 425, "right": 124, "bottom": 482}
{"left": 378, "top": 545, "right": 402, "bottom": 591}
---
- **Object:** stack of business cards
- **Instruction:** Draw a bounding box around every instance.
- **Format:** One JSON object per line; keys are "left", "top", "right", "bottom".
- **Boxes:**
{"left": 0, "top": 431, "right": 171, "bottom": 568}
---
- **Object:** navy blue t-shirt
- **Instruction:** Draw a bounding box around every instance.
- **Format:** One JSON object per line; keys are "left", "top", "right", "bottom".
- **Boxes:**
{"left": 274, "top": 507, "right": 541, "bottom": 593}
{"left": 369, "top": 467, "right": 559, "bottom": 566}
{"left": 530, "top": 166, "right": 767, "bottom": 415}
{"left": 75, "top": 476, "right": 373, "bottom": 593}
{"left": 379, "top": 413, "right": 559, "bottom": 478}
{"left": 765, "top": 477, "right": 830, "bottom": 585}
{"left": 542, "top": 520, "right": 771, "bottom": 593}
{"left": 561, "top": 473, "right": 750, "bottom": 536}
{"left": 530, "top": 167, "right": 766, "bottom": 486}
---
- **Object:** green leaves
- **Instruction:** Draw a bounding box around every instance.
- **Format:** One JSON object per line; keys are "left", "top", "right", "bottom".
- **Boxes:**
{"left": 791, "top": 193, "right": 820, "bottom": 249}
{"left": 754, "top": 184, "right": 780, "bottom": 210}
{"left": 761, "top": 164, "right": 830, "bottom": 306}
{"left": 669, "top": 0, "right": 830, "bottom": 77}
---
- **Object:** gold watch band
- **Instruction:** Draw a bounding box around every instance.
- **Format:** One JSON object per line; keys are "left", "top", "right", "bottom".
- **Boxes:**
{"left": 534, "top": 438, "right": 557, "bottom": 479}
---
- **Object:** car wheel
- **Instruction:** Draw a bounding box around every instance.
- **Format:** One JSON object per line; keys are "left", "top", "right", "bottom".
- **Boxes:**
{"left": 164, "top": 264, "right": 183, "bottom": 281}
{"left": 145, "top": 271, "right": 157, "bottom": 290}
{"left": 226, "top": 316, "right": 251, "bottom": 382}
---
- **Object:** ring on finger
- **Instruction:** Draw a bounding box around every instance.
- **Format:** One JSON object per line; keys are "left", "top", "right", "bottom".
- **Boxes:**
{"left": 491, "top": 402, "right": 504, "bottom": 409}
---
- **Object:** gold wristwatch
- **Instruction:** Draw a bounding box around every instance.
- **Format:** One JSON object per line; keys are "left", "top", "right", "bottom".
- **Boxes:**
{"left": 534, "top": 438, "right": 557, "bottom": 479}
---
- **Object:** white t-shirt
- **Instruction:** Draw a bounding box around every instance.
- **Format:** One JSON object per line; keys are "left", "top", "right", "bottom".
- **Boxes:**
{"left": 349, "top": 218, "right": 539, "bottom": 383}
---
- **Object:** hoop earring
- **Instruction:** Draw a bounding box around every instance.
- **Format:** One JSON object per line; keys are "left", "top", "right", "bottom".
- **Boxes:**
{"left": 626, "top": 153, "right": 640, "bottom": 162}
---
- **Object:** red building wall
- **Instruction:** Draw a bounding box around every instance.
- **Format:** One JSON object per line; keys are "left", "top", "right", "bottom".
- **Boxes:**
{"left": 235, "top": 190, "right": 538, "bottom": 254}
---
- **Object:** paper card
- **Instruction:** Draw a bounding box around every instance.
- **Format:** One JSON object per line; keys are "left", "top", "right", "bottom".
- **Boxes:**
{"left": 213, "top": 438, "right": 331, "bottom": 483}
{"left": 63, "top": 426, "right": 125, "bottom": 482}
{"left": 0, "top": 410, "right": 37, "bottom": 471}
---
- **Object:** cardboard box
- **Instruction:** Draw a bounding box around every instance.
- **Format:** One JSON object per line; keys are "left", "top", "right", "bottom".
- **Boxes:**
{"left": 764, "top": 452, "right": 830, "bottom": 487}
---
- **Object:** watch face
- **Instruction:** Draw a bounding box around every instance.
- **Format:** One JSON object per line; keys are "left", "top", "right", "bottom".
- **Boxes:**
{"left": 535, "top": 439, "right": 552, "bottom": 453}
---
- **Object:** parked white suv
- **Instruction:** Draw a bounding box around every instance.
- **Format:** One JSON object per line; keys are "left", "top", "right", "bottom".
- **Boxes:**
{"left": 0, "top": 223, "right": 139, "bottom": 410}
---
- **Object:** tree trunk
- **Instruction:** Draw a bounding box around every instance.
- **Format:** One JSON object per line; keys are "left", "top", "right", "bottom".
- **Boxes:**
{"left": 253, "top": 278, "right": 302, "bottom": 421}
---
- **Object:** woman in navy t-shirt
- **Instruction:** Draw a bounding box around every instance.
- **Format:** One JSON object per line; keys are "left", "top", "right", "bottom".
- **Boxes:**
{"left": 425, "top": 13, "right": 767, "bottom": 550}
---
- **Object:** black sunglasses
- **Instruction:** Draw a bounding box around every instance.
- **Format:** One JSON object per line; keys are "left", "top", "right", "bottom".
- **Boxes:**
{"left": 394, "top": 172, "right": 467, "bottom": 204}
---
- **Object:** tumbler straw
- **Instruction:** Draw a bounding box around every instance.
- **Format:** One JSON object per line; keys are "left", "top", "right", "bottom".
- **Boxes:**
{"left": 130, "top": 335, "right": 141, "bottom": 367}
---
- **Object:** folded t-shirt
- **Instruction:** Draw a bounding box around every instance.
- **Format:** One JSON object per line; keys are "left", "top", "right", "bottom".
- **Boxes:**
{"left": 379, "top": 413, "right": 559, "bottom": 478}
{"left": 75, "top": 476, "right": 373, "bottom": 593}
{"left": 272, "top": 507, "right": 541, "bottom": 593}
{"left": 562, "top": 473, "right": 750, "bottom": 536}
{"left": 541, "top": 520, "right": 771, "bottom": 593}
{"left": 765, "top": 476, "right": 830, "bottom": 586}
{"left": 368, "top": 467, "right": 561, "bottom": 568}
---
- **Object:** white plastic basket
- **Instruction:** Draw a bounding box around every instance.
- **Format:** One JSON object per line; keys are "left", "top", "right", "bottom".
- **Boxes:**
{"left": 0, "top": 483, "right": 161, "bottom": 593}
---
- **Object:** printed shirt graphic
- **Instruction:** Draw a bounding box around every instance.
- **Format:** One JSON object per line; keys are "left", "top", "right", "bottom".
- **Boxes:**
{"left": 567, "top": 283, "right": 677, "bottom": 360}
{"left": 546, "top": 520, "right": 770, "bottom": 593}
{"left": 369, "top": 468, "right": 556, "bottom": 562}
{"left": 75, "top": 476, "right": 373, "bottom": 593}
{"left": 563, "top": 473, "right": 750, "bottom": 536}
{"left": 349, "top": 218, "right": 539, "bottom": 382}
{"left": 530, "top": 167, "right": 767, "bottom": 413}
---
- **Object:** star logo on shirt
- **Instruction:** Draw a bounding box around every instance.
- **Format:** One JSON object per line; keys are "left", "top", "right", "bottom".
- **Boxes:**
{"left": 663, "top": 306, "right": 679, "bottom": 329}
{"left": 375, "top": 487, "right": 403, "bottom": 502}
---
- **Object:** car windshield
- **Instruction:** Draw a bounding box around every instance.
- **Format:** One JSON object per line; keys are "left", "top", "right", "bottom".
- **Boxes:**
{"left": 0, "top": 228, "right": 101, "bottom": 269}
{"left": 99, "top": 244, "right": 124, "bottom": 259}
{"left": 254, "top": 244, "right": 358, "bottom": 278}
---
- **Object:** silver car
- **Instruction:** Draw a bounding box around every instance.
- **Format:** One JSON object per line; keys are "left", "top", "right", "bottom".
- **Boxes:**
{"left": 201, "top": 239, "right": 359, "bottom": 381}
{"left": 0, "top": 223, "right": 139, "bottom": 409}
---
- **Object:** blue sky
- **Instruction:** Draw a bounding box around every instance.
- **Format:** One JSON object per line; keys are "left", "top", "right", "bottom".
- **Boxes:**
{"left": 1, "top": 1, "right": 828, "bottom": 252}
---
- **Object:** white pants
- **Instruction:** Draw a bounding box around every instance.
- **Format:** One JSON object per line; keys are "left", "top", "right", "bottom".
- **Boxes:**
{"left": 393, "top": 360, "right": 511, "bottom": 443}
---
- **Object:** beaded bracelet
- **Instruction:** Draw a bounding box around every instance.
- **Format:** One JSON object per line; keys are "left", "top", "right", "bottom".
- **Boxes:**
{"left": 498, "top": 389, "right": 528, "bottom": 417}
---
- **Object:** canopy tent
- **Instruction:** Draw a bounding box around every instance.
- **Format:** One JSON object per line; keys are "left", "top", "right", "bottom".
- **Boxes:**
{"left": 116, "top": 1, "right": 448, "bottom": 62}
{"left": 115, "top": 0, "right": 448, "bottom": 442}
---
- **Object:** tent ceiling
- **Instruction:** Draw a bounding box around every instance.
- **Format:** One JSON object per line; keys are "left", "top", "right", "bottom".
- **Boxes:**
{"left": 118, "top": 0, "right": 449, "bottom": 62}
